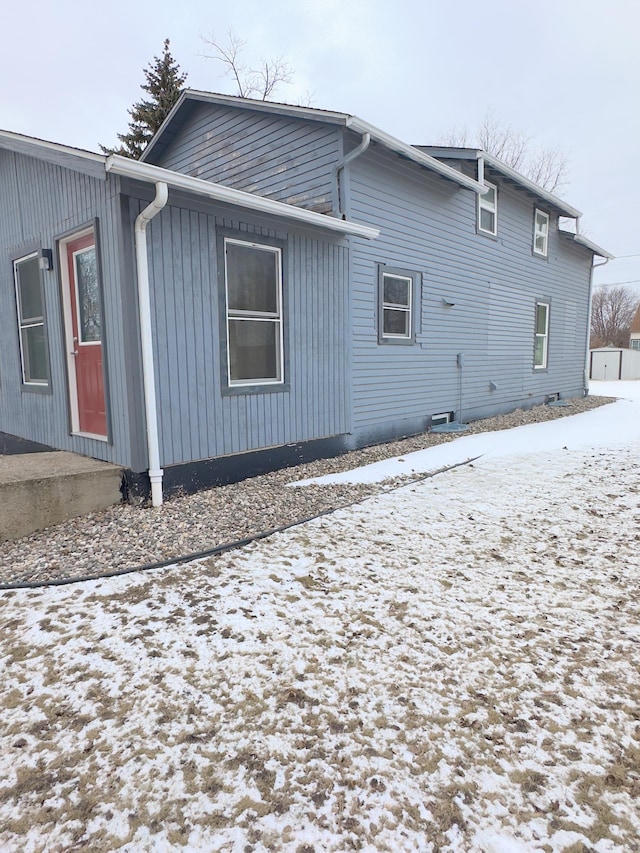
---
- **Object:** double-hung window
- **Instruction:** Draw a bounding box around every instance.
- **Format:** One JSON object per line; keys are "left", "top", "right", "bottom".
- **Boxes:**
{"left": 14, "top": 253, "right": 50, "bottom": 387}
{"left": 534, "top": 301, "right": 550, "bottom": 369}
{"left": 478, "top": 182, "right": 498, "bottom": 236}
{"left": 224, "top": 238, "right": 283, "bottom": 386}
{"left": 379, "top": 269, "right": 415, "bottom": 342}
{"left": 533, "top": 209, "right": 550, "bottom": 257}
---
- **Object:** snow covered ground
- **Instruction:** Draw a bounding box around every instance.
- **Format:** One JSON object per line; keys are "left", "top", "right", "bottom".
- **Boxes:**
{"left": 1, "top": 381, "right": 639, "bottom": 852}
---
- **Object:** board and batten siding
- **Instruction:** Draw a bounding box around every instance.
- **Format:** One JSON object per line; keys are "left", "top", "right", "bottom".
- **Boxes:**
{"left": 346, "top": 142, "right": 592, "bottom": 431}
{"left": 148, "top": 103, "right": 341, "bottom": 214}
{"left": 0, "top": 149, "right": 138, "bottom": 466}
{"left": 133, "top": 195, "right": 351, "bottom": 467}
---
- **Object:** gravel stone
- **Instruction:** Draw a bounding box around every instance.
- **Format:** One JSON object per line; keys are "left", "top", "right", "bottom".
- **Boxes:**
{"left": 0, "top": 395, "right": 614, "bottom": 586}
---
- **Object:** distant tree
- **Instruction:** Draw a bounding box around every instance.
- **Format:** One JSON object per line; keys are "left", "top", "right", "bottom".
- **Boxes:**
{"left": 102, "top": 39, "right": 187, "bottom": 159}
{"left": 590, "top": 286, "right": 640, "bottom": 348}
{"left": 200, "top": 29, "right": 292, "bottom": 101}
{"left": 438, "top": 110, "right": 569, "bottom": 193}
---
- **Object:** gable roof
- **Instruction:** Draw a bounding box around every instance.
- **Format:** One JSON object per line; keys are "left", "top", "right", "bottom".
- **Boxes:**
{"left": 0, "top": 129, "right": 379, "bottom": 240}
{"left": 630, "top": 303, "right": 640, "bottom": 334}
{"left": 140, "top": 90, "right": 487, "bottom": 195}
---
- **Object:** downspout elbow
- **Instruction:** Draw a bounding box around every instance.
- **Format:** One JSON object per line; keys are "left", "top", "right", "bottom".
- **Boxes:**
{"left": 134, "top": 182, "right": 169, "bottom": 508}
{"left": 334, "top": 132, "right": 371, "bottom": 217}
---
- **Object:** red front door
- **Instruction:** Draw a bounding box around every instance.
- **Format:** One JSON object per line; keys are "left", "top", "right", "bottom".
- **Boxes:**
{"left": 67, "top": 233, "right": 107, "bottom": 436}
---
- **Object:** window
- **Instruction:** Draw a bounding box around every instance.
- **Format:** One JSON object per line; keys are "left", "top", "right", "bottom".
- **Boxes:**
{"left": 631, "top": 339, "right": 640, "bottom": 351}
{"left": 14, "top": 253, "right": 49, "bottom": 386}
{"left": 224, "top": 238, "right": 283, "bottom": 386}
{"left": 478, "top": 182, "right": 497, "bottom": 235}
{"left": 533, "top": 209, "right": 550, "bottom": 257}
{"left": 534, "top": 301, "right": 549, "bottom": 369}
{"left": 379, "top": 267, "right": 418, "bottom": 343}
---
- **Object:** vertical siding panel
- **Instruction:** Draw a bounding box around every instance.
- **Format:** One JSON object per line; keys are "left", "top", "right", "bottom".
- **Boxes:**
{"left": 0, "top": 150, "right": 135, "bottom": 466}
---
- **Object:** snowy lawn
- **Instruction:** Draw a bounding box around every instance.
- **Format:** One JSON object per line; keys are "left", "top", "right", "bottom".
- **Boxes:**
{"left": 1, "top": 382, "right": 639, "bottom": 852}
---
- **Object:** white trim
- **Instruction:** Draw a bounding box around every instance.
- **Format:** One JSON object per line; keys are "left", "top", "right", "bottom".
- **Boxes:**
{"left": 106, "top": 155, "right": 380, "bottom": 240}
{"left": 13, "top": 252, "right": 49, "bottom": 387}
{"left": 431, "top": 412, "right": 452, "bottom": 426}
{"left": 224, "top": 238, "right": 285, "bottom": 387}
{"left": 477, "top": 180, "right": 498, "bottom": 236}
{"left": 534, "top": 301, "right": 550, "bottom": 369}
{"left": 381, "top": 272, "right": 413, "bottom": 340}
{"left": 58, "top": 227, "right": 107, "bottom": 438}
{"left": 533, "top": 209, "right": 550, "bottom": 257}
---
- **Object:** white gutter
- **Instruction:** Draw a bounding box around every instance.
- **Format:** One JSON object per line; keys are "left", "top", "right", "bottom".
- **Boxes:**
{"left": 346, "top": 117, "right": 487, "bottom": 195}
{"left": 135, "top": 182, "right": 169, "bottom": 508}
{"left": 481, "top": 152, "right": 581, "bottom": 218}
{"left": 574, "top": 234, "right": 615, "bottom": 260}
{"left": 105, "top": 155, "right": 379, "bottom": 240}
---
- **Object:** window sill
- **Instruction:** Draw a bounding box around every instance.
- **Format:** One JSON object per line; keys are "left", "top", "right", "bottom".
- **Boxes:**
{"left": 222, "top": 383, "right": 290, "bottom": 397}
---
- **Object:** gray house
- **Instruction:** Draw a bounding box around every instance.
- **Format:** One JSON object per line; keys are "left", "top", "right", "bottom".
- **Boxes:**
{"left": 0, "top": 92, "right": 611, "bottom": 504}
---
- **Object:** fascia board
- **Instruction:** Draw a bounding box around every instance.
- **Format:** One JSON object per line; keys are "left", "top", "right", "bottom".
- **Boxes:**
{"left": 346, "top": 118, "right": 486, "bottom": 194}
{"left": 105, "top": 155, "right": 380, "bottom": 239}
{"left": 559, "top": 230, "right": 614, "bottom": 259}
{"left": 0, "top": 129, "right": 106, "bottom": 179}
{"left": 481, "top": 152, "right": 581, "bottom": 218}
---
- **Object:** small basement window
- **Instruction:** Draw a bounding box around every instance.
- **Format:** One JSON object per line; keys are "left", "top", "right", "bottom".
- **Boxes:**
{"left": 478, "top": 182, "right": 497, "bottom": 236}
{"left": 431, "top": 412, "right": 452, "bottom": 427}
{"left": 533, "top": 209, "right": 550, "bottom": 257}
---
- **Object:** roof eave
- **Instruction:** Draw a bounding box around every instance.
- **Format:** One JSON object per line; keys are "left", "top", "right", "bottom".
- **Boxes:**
{"left": 347, "top": 118, "right": 486, "bottom": 194}
{"left": 559, "top": 229, "right": 613, "bottom": 259}
{"left": 106, "top": 155, "right": 379, "bottom": 240}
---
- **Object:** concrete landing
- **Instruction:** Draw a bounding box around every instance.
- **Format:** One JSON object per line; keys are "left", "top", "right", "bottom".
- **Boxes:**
{"left": 0, "top": 452, "right": 123, "bottom": 542}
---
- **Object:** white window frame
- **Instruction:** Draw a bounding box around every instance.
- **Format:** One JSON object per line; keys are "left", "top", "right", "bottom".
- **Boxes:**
{"left": 534, "top": 301, "right": 550, "bottom": 369}
{"left": 380, "top": 271, "right": 413, "bottom": 341}
{"left": 631, "top": 339, "right": 640, "bottom": 351}
{"left": 224, "top": 238, "right": 284, "bottom": 387}
{"left": 13, "top": 252, "right": 49, "bottom": 387}
{"left": 477, "top": 181, "right": 498, "bottom": 236}
{"left": 533, "top": 209, "right": 550, "bottom": 257}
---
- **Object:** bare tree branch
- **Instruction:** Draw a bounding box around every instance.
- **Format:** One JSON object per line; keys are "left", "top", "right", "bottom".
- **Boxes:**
{"left": 590, "top": 286, "right": 640, "bottom": 348}
{"left": 438, "top": 110, "right": 569, "bottom": 193}
{"left": 200, "top": 29, "right": 292, "bottom": 101}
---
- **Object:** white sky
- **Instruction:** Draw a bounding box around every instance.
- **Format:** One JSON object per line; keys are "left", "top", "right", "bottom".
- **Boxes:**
{"left": 2, "top": 0, "right": 639, "bottom": 293}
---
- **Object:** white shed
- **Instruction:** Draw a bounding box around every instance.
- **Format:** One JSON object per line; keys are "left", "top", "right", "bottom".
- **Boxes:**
{"left": 589, "top": 347, "right": 640, "bottom": 380}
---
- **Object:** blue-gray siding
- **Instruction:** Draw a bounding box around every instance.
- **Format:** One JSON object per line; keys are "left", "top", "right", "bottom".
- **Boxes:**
{"left": 134, "top": 197, "right": 351, "bottom": 466}
{"left": 0, "top": 150, "right": 138, "bottom": 466}
{"left": 346, "top": 141, "right": 592, "bottom": 430}
{"left": 149, "top": 103, "right": 341, "bottom": 214}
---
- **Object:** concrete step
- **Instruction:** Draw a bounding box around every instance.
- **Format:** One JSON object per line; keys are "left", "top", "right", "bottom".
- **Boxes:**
{"left": 0, "top": 452, "right": 123, "bottom": 542}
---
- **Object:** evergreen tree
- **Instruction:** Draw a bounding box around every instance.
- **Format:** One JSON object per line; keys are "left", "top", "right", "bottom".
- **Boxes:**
{"left": 102, "top": 39, "right": 187, "bottom": 159}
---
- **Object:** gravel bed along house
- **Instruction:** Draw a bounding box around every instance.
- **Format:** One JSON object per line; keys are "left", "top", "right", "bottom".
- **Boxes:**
{"left": 0, "top": 395, "right": 614, "bottom": 586}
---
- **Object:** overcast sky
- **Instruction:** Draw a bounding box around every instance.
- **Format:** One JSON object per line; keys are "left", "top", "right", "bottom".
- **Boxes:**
{"left": 3, "top": 0, "right": 639, "bottom": 293}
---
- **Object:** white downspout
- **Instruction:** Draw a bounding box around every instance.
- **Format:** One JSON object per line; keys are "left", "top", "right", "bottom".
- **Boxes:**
{"left": 333, "top": 132, "right": 371, "bottom": 216}
{"left": 585, "top": 254, "right": 610, "bottom": 393}
{"left": 134, "top": 182, "right": 169, "bottom": 507}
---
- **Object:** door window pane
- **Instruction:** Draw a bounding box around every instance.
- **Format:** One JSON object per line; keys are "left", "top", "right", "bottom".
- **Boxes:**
{"left": 75, "top": 247, "right": 102, "bottom": 343}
